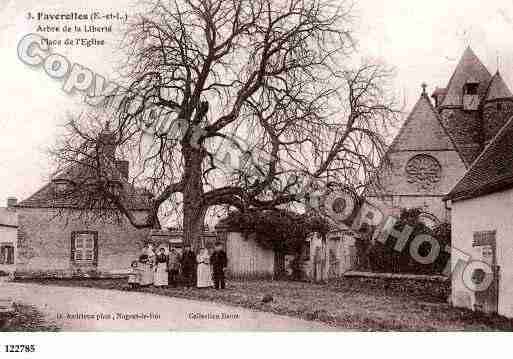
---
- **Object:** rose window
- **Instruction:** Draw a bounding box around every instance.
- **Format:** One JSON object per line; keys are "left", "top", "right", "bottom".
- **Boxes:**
{"left": 405, "top": 154, "right": 441, "bottom": 191}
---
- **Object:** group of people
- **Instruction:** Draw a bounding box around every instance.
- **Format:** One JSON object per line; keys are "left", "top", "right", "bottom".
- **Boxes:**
{"left": 128, "top": 242, "right": 228, "bottom": 290}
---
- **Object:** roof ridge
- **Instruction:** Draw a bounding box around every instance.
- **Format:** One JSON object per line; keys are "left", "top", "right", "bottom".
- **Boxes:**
{"left": 17, "top": 182, "right": 53, "bottom": 206}
{"left": 389, "top": 92, "right": 464, "bottom": 158}
{"left": 387, "top": 94, "right": 426, "bottom": 151}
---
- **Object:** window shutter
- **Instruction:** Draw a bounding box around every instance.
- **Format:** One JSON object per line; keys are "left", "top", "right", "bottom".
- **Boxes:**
{"left": 93, "top": 233, "right": 99, "bottom": 266}
{"left": 70, "top": 232, "right": 76, "bottom": 261}
{"left": 0, "top": 246, "right": 5, "bottom": 265}
{"left": 6, "top": 246, "right": 14, "bottom": 265}
{"left": 473, "top": 231, "right": 496, "bottom": 247}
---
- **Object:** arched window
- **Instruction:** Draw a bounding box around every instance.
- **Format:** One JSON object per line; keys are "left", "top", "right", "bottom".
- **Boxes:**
{"left": 418, "top": 212, "right": 440, "bottom": 229}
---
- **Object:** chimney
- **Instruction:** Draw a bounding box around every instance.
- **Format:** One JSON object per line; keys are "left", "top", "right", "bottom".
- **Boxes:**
{"left": 115, "top": 160, "right": 129, "bottom": 180}
{"left": 7, "top": 197, "right": 17, "bottom": 209}
{"left": 98, "top": 121, "right": 116, "bottom": 159}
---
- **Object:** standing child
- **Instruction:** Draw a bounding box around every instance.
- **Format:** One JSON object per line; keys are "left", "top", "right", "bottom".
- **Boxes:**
{"left": 154, "top": 248, "right": 169, "bottom": 287}
{"left": 167, "top": 248, "right": 181, "bottom": 287}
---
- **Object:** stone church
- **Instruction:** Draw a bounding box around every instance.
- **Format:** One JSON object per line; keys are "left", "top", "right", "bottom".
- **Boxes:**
{"left": 367, "top": 47, "right": 513, "bottom": 226}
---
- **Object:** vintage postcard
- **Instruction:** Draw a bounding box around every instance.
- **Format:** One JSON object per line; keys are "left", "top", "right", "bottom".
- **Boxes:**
{"left": 1, "top": 0, "right": 513, "bottom": 338}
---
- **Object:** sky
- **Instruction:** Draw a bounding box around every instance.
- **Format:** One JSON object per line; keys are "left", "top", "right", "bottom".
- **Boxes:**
{"left": 1, "top": 0, "right": 513, "bottom": 206}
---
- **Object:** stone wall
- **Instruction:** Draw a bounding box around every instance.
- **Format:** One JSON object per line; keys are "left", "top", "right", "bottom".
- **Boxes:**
{"left": 369, "top": 93, "right": 469, "bottom": 223}
{"left": 369, "top": 149, "right": 467, "bottom": 222}
{"left": 482, "top": 100, "right": 513, "bottom": 144}
{"left": 384, "top": 150, "right": 467, "bottom": 195}
{"left": 15, "top": 207, "right": 150, "bottom": 278}
{"left": 440, "top": 108, "right": 483, "bottom": 164}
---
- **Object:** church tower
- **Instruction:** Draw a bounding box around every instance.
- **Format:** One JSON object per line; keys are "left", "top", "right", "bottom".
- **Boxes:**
{"left": 482, "top": 71, "right": 513, "bottom": 145}
{"left": 433, "top": 47, "right": 492, "bottom": 166}
{"left": 367, "top": 46, "right": 513, "bottom": 226}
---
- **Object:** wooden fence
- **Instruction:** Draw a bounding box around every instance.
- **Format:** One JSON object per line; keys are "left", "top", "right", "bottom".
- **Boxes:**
{"left": 225, "top": 232, "right": 275, "bottom": 280}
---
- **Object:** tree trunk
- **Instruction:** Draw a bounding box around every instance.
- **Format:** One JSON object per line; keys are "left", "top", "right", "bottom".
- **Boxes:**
{"left": 183, "top": 205, "right": 206, "bottom": 249}
{"left": 182, "top": 146, "right": 206, "bottom": 249}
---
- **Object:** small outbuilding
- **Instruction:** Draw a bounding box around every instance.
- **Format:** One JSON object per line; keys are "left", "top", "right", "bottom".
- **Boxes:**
{"left": 215, "top": 211, "right": 361, "bottom": 281}
{"left": 446, "top": 115, "right": 513, "bottom": 317}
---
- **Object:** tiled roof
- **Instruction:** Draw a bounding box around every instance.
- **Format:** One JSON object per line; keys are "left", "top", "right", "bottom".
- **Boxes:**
{"left": 389, "top": 93, "right": 461, "bottom": 153}
{"left": 446, "top": 115, "right": 513, "bottom": 201}
{"left": 441, "top": 47, "right": 492, "bottom": 107}
{"left": 457, "top": 144, "right": 482, "bottom": 167}
{"left": 18, "top": 152, "right": 152, "bottom": 211}
{"left": 17, "top": 181, "right": 152, "bottom": 210}
{"left": 0, "top": 208, "right": 17, "bottom": 227}
{"left": 485, "top": 71, "right": 513, "bottom": 101}
{"left": 387, "top": 92, "right": 467, "bottom": 169}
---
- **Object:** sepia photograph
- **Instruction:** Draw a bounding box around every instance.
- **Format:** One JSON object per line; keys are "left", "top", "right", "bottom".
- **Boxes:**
{"left": 1, "top": 0, "right": 513, "bottom": 341}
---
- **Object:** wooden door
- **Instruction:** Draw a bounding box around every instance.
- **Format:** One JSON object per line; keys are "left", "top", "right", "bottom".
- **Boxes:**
{"left": 274, "top": 251, "right": 286, "bottom": 279}
{"left": 473, "top": 231, "right": 499, "bottom": 314}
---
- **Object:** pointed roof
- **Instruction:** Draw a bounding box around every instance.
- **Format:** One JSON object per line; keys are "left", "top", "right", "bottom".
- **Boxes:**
{"left": 389, "top": 91, "right": 464, "bottom": 157}
{"left": 441, "top": 47, "right": 492, "bottom": 107}
{"left": 446, "top": 114, "right": 513, "bottom": 201}
{"left": 485, "top": 71, "right": 513, "bottom": 101}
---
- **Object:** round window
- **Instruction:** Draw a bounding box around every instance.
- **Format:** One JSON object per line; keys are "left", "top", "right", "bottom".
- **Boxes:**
{"left": 405, "top": 154, "right": 442, "bottom": 191}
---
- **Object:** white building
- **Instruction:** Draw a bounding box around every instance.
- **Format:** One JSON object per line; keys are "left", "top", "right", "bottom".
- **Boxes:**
{"left": 446, "top": 116, "right": 513, "bottom": 317}
{"left": 0, "top": 197, "right": 18, "bottom": 275}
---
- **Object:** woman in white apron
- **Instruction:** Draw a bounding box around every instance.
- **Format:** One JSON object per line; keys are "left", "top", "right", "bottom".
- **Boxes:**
{"left": 154, "top": 248, "right": 168, "bottom": 286}
{"left": 196, "top": 248, "right": 213, "bottom": 288}
{"left": 139, "top": 254, "right": 153, "bottom": 286}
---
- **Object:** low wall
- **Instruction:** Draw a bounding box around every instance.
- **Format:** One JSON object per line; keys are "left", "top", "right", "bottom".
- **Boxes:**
{"left": 343, "top": 270, "right": 448, "bottom": 282}
{"left": 14, "top": 269, "right": 129, "bottom": 280}
{"left": 341, "top": 271, "right": 450, "bottom": 303}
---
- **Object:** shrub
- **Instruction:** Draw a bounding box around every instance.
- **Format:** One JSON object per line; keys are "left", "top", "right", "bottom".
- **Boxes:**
{"left": 367, "top": 208, "right": 450, "bottom": 275}
{"left": 218, "top": 209, "right": 330, "bottom": 250}
{"left": 219, "top": 209, "right": 331, "bottom": 280}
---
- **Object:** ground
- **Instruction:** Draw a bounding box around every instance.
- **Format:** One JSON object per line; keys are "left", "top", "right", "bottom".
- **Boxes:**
{"left": 11, "top": 276, "right": 513, "bottom": 331}
{"left": 0, "top": 303, "right": 59, "bottom": 332}
{"left": 0, "top": 282, "right": 329, "bottom": 331}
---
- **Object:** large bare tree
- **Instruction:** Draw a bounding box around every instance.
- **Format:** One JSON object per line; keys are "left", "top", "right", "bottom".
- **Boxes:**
{"left": 51, "top": 0, "right": 401, "bottom": 247}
